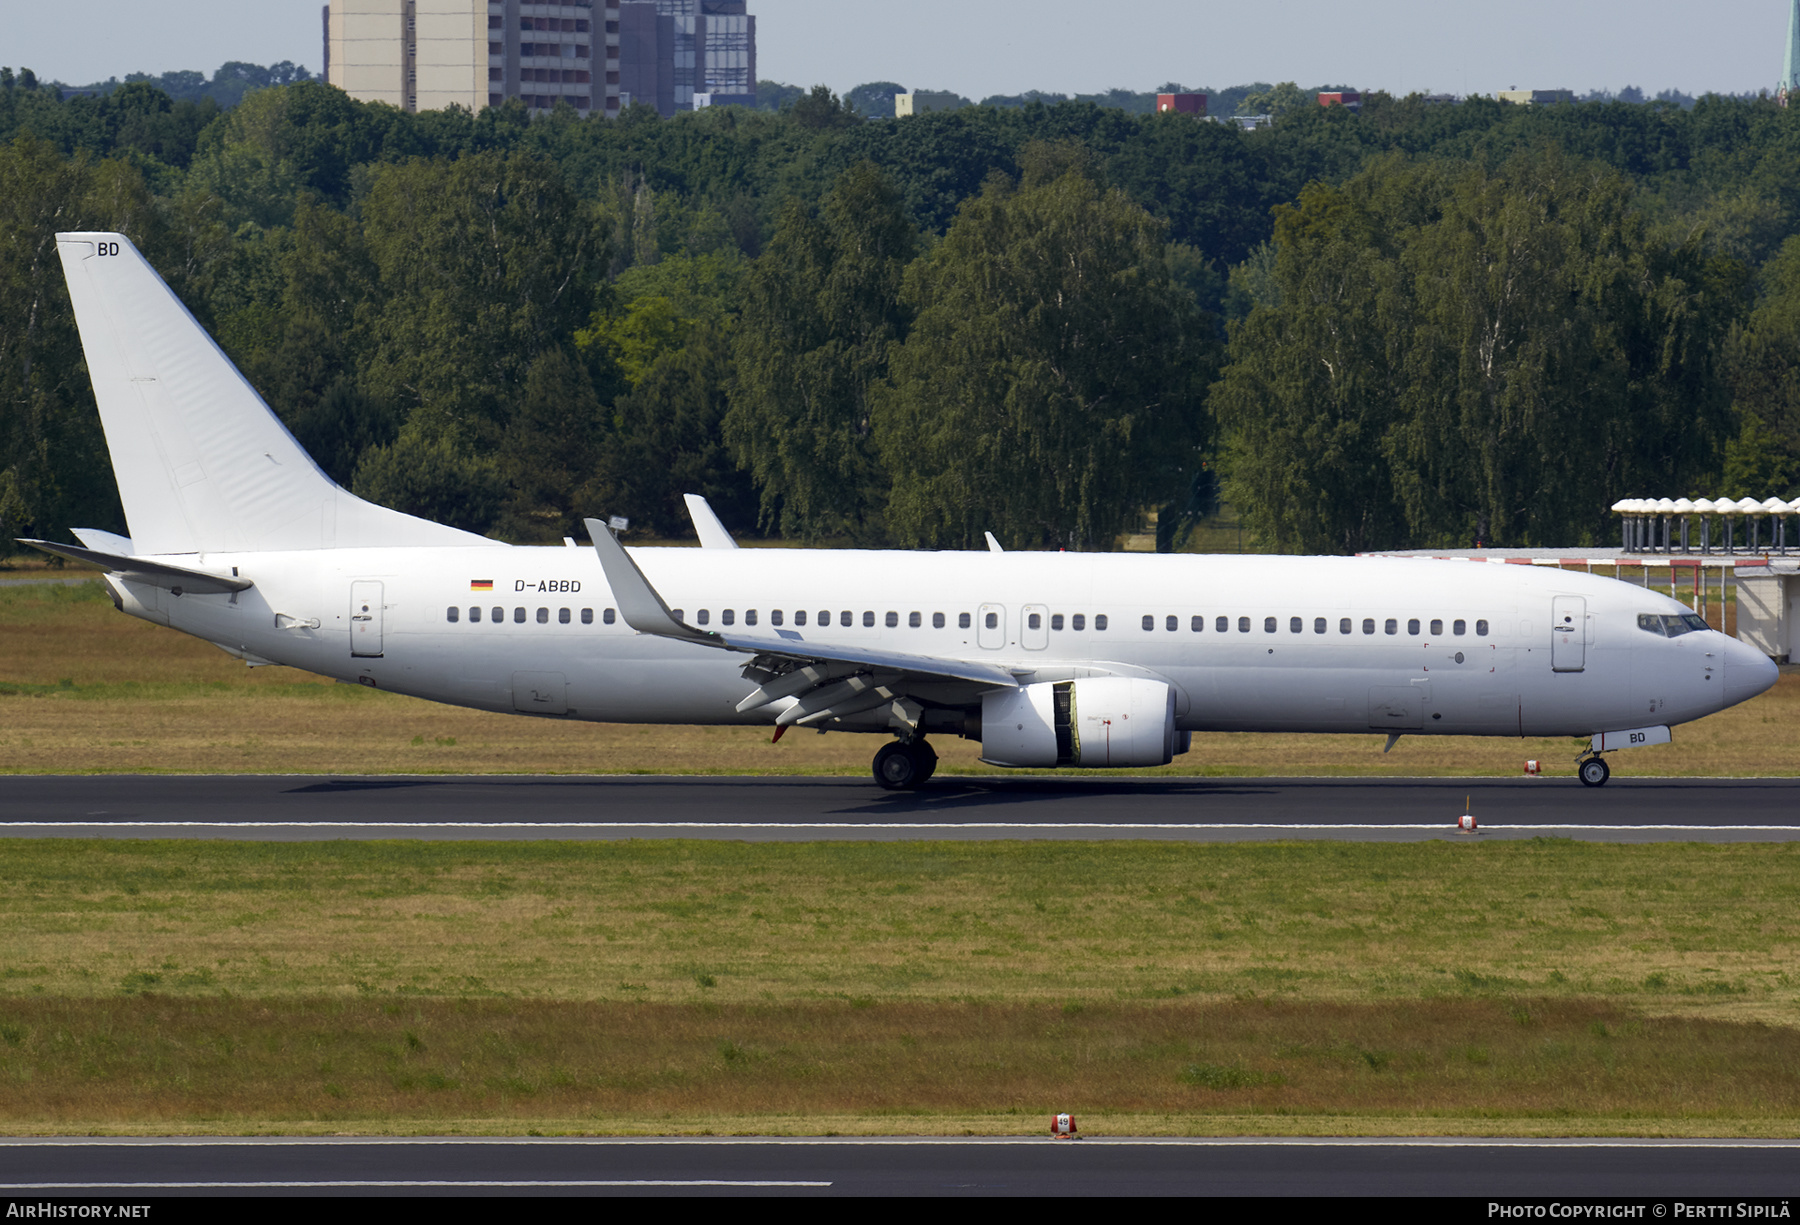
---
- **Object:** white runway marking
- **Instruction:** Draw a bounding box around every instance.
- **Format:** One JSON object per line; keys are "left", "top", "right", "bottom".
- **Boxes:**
{"left": 2, "top": 1137, "right": 1795, "bottom": 1148}
{"left": 0, "top": 1180, "right": 831, "bottom": 1189}
{"left": 4, "top": 822, "right": 1799, "bottom": 832}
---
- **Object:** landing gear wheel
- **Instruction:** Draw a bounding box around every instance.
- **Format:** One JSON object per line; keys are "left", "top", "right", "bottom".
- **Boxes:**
{"left": 873, "top": 740, "right": 934, "bottom": 791}
{"left": 912, "top": 739, "right": 938, "bottom": 784}
{"left": 1578, "top": 756, "right": 1611, "bottom": 788}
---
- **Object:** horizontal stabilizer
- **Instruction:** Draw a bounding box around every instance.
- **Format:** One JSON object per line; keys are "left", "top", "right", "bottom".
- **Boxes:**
{"left": 18, "top": 538, "right": 251, "bottom": 595}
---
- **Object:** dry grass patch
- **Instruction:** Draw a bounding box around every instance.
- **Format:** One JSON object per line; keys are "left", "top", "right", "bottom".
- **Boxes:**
{"left": 2, "top": 839, "right": 1797, "bottom": 1024}
{"left": 1, "top": 581, "right": 1795, "bottom": 777}
{"left": 0, "top": 996, "right": 1794, "bottom": 1135}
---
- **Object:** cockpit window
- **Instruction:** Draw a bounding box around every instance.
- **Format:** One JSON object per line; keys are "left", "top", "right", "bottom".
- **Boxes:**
{"left": 1680, "top": 614, "right": 1710, "bottom": 633}
{"left": 1636, "top": 613, "right": 1666, "bottom": 637}
{"left": 1663, "top": 614, "right": 1708, "bottom": 637}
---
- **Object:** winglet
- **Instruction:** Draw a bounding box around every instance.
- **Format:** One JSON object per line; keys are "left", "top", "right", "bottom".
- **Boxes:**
{"left": 584, "top": 518, "right": 717, "bottom": 646}
{"left": 985, "top": 531, "right": 1004, "bottom": 554}
{"left": 684, "top": 494, "right": 738, "bottom": 549}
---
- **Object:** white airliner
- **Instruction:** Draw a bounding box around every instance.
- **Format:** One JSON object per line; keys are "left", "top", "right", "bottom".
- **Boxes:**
{"left": 24, "top": 232, "right": 1780, "bottom": 789}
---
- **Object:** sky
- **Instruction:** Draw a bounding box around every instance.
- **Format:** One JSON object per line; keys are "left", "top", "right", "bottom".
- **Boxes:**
{"left": 4, "top": 0, "right": 1791, "bottom": 98}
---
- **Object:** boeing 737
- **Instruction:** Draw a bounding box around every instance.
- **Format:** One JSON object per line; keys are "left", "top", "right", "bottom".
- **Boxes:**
{"left": 22, "top": 232, "right": 1781, "bottom": 789}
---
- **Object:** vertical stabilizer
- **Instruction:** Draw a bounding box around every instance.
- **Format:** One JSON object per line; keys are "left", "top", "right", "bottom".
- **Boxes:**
{"left": 55, "top": 232, "right": 498, "bottom": 555}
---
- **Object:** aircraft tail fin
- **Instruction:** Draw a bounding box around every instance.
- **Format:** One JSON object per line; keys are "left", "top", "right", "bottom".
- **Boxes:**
{"left": 55, "top": 232, "right": 496, "bottom": 555}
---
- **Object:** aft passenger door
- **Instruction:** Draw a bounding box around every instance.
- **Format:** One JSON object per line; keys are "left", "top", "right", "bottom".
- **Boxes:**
{"left": 1551, "top": 596, "right": 1586, "bottom": 673}
{"left": 350, "top": 581, "right": 384, "bottom": 657}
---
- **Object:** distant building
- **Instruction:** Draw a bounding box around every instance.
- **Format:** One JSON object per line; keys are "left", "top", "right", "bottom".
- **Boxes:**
{"left": 1155, "top": 92, "right": 1207, "bottom": 115}
{"left": 1781, "top": 0, "right": 1800, "bottom": 105}
{"left": 1498, "top": 89, "right": 1573, "bottom": 105}
{"left": 1229, "top": 114, "right": 1272, "bottom": 131}
{"left": 325, "top": 0, "right": 621, "bottom": 117}
{"left": 617, "top": 1, "right": 753, "bottom": 113}
{"left": 1318, "top": 90, "right": 1360, "bottom": 110}
{"left": 619, "top": 1, "right": 675, "bottom": 113}
{"left": 895, "top": 90, "right": 968, "bottom": 116}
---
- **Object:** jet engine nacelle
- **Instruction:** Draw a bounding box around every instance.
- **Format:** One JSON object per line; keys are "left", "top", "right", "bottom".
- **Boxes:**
{"left": 980, "top": 677, "right": 1177, "bottom": 768}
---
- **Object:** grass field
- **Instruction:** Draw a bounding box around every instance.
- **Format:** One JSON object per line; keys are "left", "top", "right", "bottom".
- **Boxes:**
{"left": 0, "top": 577, "right": 1794, "bottom": 777}
{"left": 0, "top": 838, "right": 1797, "bottom": 1134}
{"left": 4, "top": 575, "right": 1799, "bottom": 1135}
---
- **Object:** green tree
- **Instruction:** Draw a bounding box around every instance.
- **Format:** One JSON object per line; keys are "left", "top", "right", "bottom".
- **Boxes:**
{"left": 725, "top": 161, "right": 917, "bottom": 539}
{"left": 874, "top": 163, "right": 1217, "bottom": 550}
{"left": 0, "top": 140, "right": 160, "bottom": 550}
{"left": 845, "top": 82, "right": 906, "bottom": 120}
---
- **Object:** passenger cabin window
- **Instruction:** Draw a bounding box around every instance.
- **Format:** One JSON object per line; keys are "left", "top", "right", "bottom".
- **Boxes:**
{"left": 513, "top": 607, "right": 526, "bottom": 624}
{"left": 985, "top": 612, "right": 999, "bottom": 630}
{"left": 599, "top": 608, "right": 612, "bottom": 624}
{"left": 1052, "top": 614, "right": 1065, "bottom": 631}
{"left": 1385, "top": 618, "right": 1397, "bottom": 635}
{"left": 772, "top": 610, "right": 784, "bottom": 627}
{"left": 1362, "top": 619, "right": 1375, "bottom": 635}
{"left": 863, "top": 611, "right": 875, "bottom": 628}
{"left": 887, "top": 612, "right": 899, "bottom": 628}
{"left": 1238, "top": 617, "right": 1250, "bottom": 633}
{"left": 1453, "top": 619, "right": 1466, "bottom": 635}
{"left": 745, "top": 610, "right": 758, "bottom": 626}
{"left": 1475, "top": 619, "right": 1489, "bottom": 636}
{"left": 1192, "top": 616, "right": 1204, "bottom": 632}
{"left": 536, "top": 608, "right": 549, "bottom": 624}
{"left": 1142, "top": 615, "right": 1154, "bottom": 632}
{"left": 1029, "top": 612, "right": 1043, "bottom": 630}
{"left": 1216, "top": 616, "right": 1229, "bottom": 633}
{"left": 1264, "top": 616, "right": 1277, "bottom": 633}
{"left": 1315, "top": 617, "right": 1327, "bottom": 634}
{"left": 447, "top": 607, "right": 460, "bottom": 622}
{"left": 1340, "top": 618, "right": 1351, "bottom": 634}
{"left": 933, "top": 613, "right": 945, "bottom": 628}
{"left": 671, "top": 609, "right": 683, "bottom": 621}
{"left": 1290, "top": 617, "right": 1302, "bottom": 633}
{"left": 1407, "top": 618, "right": 1420, "bottom": 635}
{"left": 959, "top": 613, "right": 972, "bottom": 629}
{"left": 1095, "top": 615, "right": 1108, "bottom": 631}
{"left": 909, "top": 612, "right": 921, "bottom": 628}
{"left": 492, "top": 606, "right": 503, "bottom": 623}
{"left": 1072, "top": 614, "right": 1086, "bottom": 631}
{"left": 697, "top": 610, "right": 712, "bottom": 625}
{"left": 469, "top": 606, "right": 482, "bottom": 623}
{"left": 795, "top": 610, "right": 807, "bottom": 626}
{"left": 1430, "top": 619, "right": 1443, "bottom": 635}
{"left": 559, "top": 608, "right": 570, "bottom": 624}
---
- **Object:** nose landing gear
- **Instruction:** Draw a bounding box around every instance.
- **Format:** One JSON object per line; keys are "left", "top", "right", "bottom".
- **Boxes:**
{"left": 1577, "top": 754, "right": 1611, "bottom": 787}
{"left": 873, "top": 738, "right": 938, "bottom": 790}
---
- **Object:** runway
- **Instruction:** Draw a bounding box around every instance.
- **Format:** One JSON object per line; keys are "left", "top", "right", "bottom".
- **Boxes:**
{"left": 2, "top": 1136, "right": 1796, "bottom": 1198}
{"left": 3, "top": 775, "right": 1799, "bottom": 841}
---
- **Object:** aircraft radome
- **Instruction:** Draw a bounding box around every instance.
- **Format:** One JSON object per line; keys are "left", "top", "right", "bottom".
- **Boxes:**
{"left": 22, "top": 233, "right": 1780, "bottom": 790}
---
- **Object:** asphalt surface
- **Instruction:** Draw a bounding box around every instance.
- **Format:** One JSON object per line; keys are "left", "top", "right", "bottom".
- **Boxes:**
{"left": 1, "top": 1137, "right": 1795, "bottom": 1198}
{"left": 1, "top": 775, "right": 1798, "bottom": 841}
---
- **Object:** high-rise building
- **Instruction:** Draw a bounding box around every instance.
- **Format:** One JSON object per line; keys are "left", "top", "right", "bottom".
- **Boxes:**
{"left": 325, "top": 0, "right": 621, "bottom": 118}
{"left": 1782, "top": 0, "right": 1800, "bottom": 104}
{"left": 618, "top": 0, "right": 753, "bottom": 113}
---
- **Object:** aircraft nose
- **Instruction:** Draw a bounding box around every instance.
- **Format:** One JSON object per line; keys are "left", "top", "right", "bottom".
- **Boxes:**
{"left": 1722, "top": 637, "right": 1779, "bottom": 708}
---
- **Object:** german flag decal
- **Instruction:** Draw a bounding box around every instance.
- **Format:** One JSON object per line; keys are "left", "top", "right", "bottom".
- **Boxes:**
{"left": 470, "top": 579, "right": 494, "bottom": 591}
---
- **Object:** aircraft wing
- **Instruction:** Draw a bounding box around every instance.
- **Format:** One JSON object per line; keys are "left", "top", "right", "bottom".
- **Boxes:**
{"left": 18, "top": 538, "right": 252, "bottom": 595}
{"left": 585, "top": 518, "right": 1016, "bottom": 728}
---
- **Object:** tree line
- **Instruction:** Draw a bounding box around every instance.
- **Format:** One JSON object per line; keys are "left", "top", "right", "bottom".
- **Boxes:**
{"left": 3, "top": 69, "right": 1800, "bottom": 557}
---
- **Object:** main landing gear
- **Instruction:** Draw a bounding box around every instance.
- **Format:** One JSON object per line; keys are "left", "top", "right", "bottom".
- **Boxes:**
{"left": 873, "top": 738, "right": 938, "bottom": 791}
{"left": 1577, "top": 754, "right": 1611, "bottom": 788}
